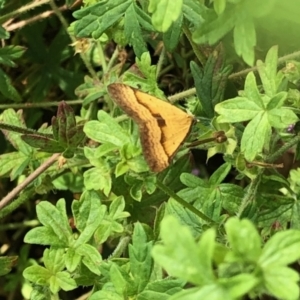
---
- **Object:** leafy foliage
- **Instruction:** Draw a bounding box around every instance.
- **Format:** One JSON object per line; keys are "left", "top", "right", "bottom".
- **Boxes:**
{"left": 0, "top": 0, "right": 300, "bottom": 300}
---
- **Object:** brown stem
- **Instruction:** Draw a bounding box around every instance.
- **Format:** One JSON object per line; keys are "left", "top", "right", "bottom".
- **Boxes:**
{"left": 0, "top": 153, "right": 60, "bottom": 211}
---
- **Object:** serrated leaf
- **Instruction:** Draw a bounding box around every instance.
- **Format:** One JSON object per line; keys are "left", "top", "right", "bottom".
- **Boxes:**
{"left": 73, "top": 0, "right": 131, "bottom": 39}
{"left": 124, "top": 4, "right": 148, "bottom": 58}
{"left": 166, "top": 198, "right": 203, "bottom": 238}
{"left": 182, "top": 0, "right": 207, "bottom": 28}
{"left": 0, "top": 25, "right": 9, "bottom": 39}
{"left": 0, "top": 152, "right": 29, "bottom": 180}
{"left": 0, "top": 45, "right": 26, "bottom": 67}
{"left": 0, "top": 68, "right": 21, "bottom": 102}
{"left": 163, "top": 13, "right": 183, "bottom": 51}
{"left": 129, "top": 223, "right": 153, "bottom": 292}
{"left": 215, "top": 97, "right": 262, "bottom": 123}
{"left": 0, "top": 109, "right": 32, "bottom": 155}
{"left": 21, "top": 134, "right": 64, "bottom": 153}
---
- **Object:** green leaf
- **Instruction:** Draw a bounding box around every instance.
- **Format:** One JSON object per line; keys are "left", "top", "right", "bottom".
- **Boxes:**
{"left": 259, "top": 230, "right": 300, "bottom": 267}
{"left": 215, "top": 97, "right": 262, "bottom": 123}
{"left": 163, "top": 13, "right": 183, "bottom": 52}
{"left": 244, "top": 72, "right": 264, "bottom": 107}
{"left": 148, "top": 0, "right": 183, "bottom": 32}
{"left": 24, "top": 226, "right": 67, "bottom": 247}
{"left": 138, "top": 278, "right": 185, "bottom": 299}
{"left": 0, "top": 256, "right": 18, "bottom": 276}
{"left": 75, "top": 79, "right": 106, "bottom": 107}
{"left": 83, "top": 166, "right": 112, "bottom": 196}
{"left": 129, "top": 223, "right": 153, "bottom": 292}
{"left": 152, "top": 216, "right": 215, "bottom": 285}
{"left": 72, "top": 190, "right": 106, "bottom": 245}
{"left": 0, "top": 25, "right": 9, "bottom": 39}
{"left": 124, "top": 3, "right": 148, "bottom": 58}
{"left": 137, "top": 278, "right": 185, "bottom": 300}
{"left": 23, "top": 265, "right": 52, "bottom": 286}
{"left": 84, "top": 111, "right": 130, "bottom": 146}
{"left": 0, "top": 152, "right": 29, "bottom": 180}
{"left": 192, "top": 4, "right": 238, "bottom": 45}
{"left": 108, "top": 196, "right": 130, "bottom": 222}
{"left": 241, "top": 112, "right": 271, "bottom": 161}
{"left": 209, "top": 163, "right": 231, "bottom": 185}
{"left": 43, "top": 248, "right": 65, "bottom": 273}
{"left": 262, "top": 266, "right": 299, "bottom": 300}
{"left": 89, "top": 290, "right": 123, "bottom": 300}
{"left": 225, "top": 218, "right": 262, "bottom": 261}
{"left": 214, "top": 0, "right": 226, "bottom": 15}
{"left": 73, "top": 0, "right": 131, "bottom": 39}
{"left": 0, "top": 45, "right": 26, "bottom": 67}
{"left": 72, "top": 190, "right": 106, "bottom": 235}
{"left": 53, "top": 271, "right": 77, "bottom": 292}
{"left": 233, "top": 18, "right": 256, "bottom": 66}
{"left": 257, "top": 46, "right": 279, "bottom": 96}
{"left": 168, "top": 285, "right": 230, "bottom": 300}
{"left": 23, "top": 250, "right": 77, "bottom": 294}
{"left": 165, "top": 198, "right": 203, "bottom": 238}
{"left": 182, "top": 0, "right": 207, "bottom": 28}
{"left": 76, "top": 244, "right": 102, "bottom": 275}
{"left": 191, "top": 47, "right": 231, "bottom": 118}
{"left": 219, "top": 274, "right": 259, "bottom": 299}
{"left": 110, "top": 262, "right": 136, "bottom": 295}
{"left": 65, "top": 248, "right": 81, "bottom": 273}
{"left": 0, "top": 109, "right": 32, "bottom": 155}
{"left": 0, "top": 68, "right": 21, "bottom": 102}
{"left": 24, "top": 199, "right": 72, "bottom": 246}
{"left": 21, "top": 134, "right": 64, "bottom": 153}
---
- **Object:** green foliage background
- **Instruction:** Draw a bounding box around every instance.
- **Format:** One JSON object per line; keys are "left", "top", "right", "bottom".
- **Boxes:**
{"left": 0, "top": 0, "right": 300, "bottom": 299}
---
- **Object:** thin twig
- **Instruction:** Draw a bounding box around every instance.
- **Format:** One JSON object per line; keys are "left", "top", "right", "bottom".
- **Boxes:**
{"left": 156, "top": 180, "right": 215, "bottom": 224}
{"left": 0, "top": 153, "right": 60, "bottom": 211}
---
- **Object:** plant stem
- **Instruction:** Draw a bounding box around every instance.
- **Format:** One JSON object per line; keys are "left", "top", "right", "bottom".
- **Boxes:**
{"left": 156, "top": 180, "right": 215, "bottom": 224}
{"left": 110, "top": 236, "right": 131, "bottom": 259}
{"left": 266, "top": 134, "right": 300, "bottom": 163}
{"left": 0, "top": 0, "right": 50, "bottom": 23}
{"left": 0, "top": 153, "right": 60, "bottom": 211}
{"left": 0, "top": 99, "right": 84, "bottom": 109}
{"left": 156, "top": 46, "right": 166, "bottom": 79}
{"left": 168, "top": 87, "right": 197, "bottom": 103}
{"left": 183, "top": 26, "right": 206, "bottom": 66}
{"left": 49, "top": 0, "right": 98, "bottom": 80}
{"left": 237, "top": 173, "right": 262, "bottom": 218}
